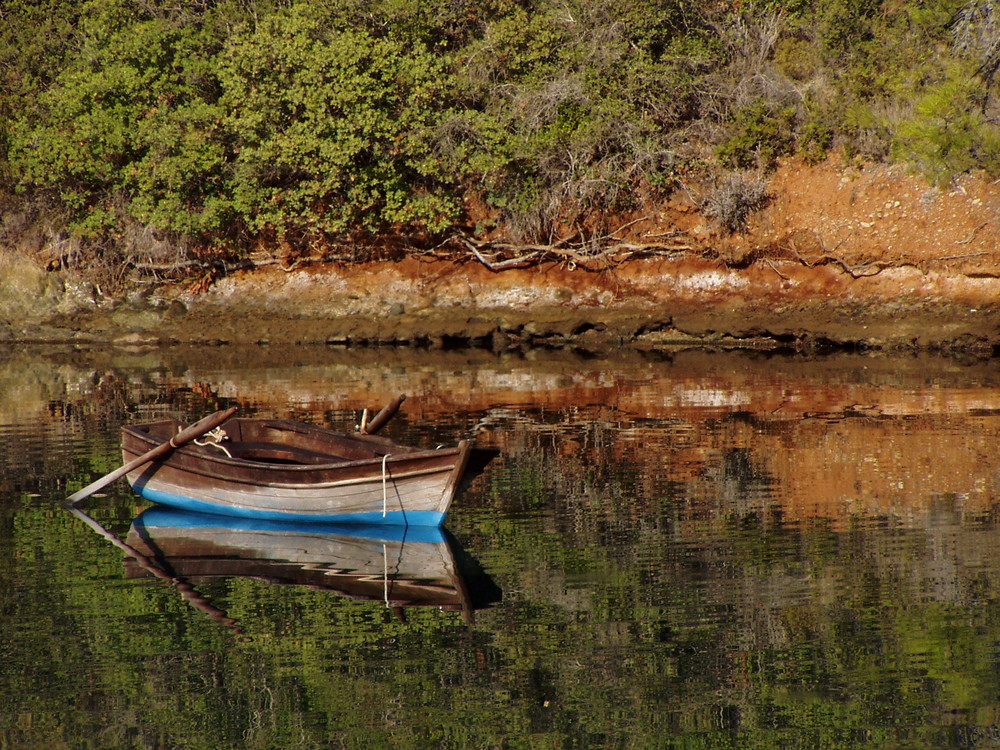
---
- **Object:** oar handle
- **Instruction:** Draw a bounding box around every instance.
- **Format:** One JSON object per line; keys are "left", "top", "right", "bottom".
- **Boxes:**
{"left": 66, "top": 406, "right": 238, "bottom": 504}
{"left": 362, "top": 394, "right": 406, "bottom": 435}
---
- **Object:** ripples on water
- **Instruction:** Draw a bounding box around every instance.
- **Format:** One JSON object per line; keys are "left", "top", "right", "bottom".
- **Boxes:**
{"left": 3, "top": 346, "right": 1000, "bottom": 748}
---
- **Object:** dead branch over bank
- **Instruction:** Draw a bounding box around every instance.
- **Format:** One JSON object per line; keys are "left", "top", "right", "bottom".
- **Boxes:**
{"left": 442, "top": 228, "right": 964, "bottom": 280}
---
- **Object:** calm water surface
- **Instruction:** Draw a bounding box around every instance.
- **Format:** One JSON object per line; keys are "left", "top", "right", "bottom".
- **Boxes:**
{"left": 4, "top": 345, "right": 1000, "bottom": 749}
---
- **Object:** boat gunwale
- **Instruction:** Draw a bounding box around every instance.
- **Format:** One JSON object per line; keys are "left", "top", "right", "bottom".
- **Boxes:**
{"left": 122, "top": 419, "right": 463, "bottom": 475}
{"left": 129, "top": 461, "right": 466, "bottom": 491}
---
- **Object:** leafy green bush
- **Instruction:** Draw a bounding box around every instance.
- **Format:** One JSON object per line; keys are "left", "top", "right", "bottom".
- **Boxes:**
{"left": 218, "top": 3, "right": 458, "bottom": 242}
{"left": 716, "top": 100, "right": 796, "bottom": 170}
{"left": 797, "top": 105, "right": 836, "bottom": 164}
{"left": 9, "top": 0, "right": 229, "bottom": 239}
{"left": 440, "top": 1, "right": 707, "bottom": 238}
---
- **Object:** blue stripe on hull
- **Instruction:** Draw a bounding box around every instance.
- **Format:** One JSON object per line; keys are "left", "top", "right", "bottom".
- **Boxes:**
{"left": 133, "top": 506, "right": 447, "bottom": 542}
{"left": 136, "top": 487, "right": 447, "bottom": 528}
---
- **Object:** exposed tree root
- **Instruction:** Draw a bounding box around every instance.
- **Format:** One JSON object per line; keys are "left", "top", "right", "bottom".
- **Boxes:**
{"left": 123, "top": 220, "right": 996, "bottom": 292}
{"left": 448, "top": 228, "right": 696, "bottom": 272}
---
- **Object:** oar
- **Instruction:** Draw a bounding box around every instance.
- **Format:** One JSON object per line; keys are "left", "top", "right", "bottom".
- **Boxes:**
{"left": 361, "top": 394, "right": 406, "bottom": 435}
{"left": 65, "top": 504, "right": 242, "bottom": 633}
{"left": 66, "top": 406, "right": 238, "bottom": 505}
{"left": 66, "top": 506, "right": 243, "bottom": 635}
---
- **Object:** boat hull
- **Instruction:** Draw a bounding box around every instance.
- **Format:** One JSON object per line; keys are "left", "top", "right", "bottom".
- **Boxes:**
{"left": 122, "top": 418, "right": 472, "bottom": 526}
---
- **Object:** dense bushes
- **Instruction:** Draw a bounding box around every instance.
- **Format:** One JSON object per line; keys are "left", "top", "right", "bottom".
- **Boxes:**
{"left": 219, "top": 5, "right": 456, "bottom": 239}
{"left": 10, "top": 4, "right": 229, "bottom": 237}
{"left": 1, "top": 0, "right": 998, "bottom": 266}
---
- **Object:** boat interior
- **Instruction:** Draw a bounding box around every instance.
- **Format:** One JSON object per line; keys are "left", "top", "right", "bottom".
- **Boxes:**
{"left": 129, "top": 417, "right": 418, "bottom": 466}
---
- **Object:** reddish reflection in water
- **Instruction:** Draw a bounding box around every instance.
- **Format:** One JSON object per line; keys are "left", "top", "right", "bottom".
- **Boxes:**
{"left": 4, "top": 346, "right": 1000, "bottom": 529}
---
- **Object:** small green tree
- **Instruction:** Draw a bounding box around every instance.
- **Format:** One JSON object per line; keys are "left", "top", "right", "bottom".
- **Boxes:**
{"left": 892, "top": 66, "right": 1000, "bottom": 184}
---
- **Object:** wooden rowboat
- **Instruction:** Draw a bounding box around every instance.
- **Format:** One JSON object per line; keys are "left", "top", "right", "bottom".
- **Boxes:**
{"left": 121, "top": 414, "right": 473, "bottom": 526}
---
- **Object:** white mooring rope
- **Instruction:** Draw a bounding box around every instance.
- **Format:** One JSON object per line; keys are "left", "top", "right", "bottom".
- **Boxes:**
{"left": 381, "top": 453, "right": 392, "bottom": 517}
{"left": 191, "top": 426, "right": 233, "bottom": 457}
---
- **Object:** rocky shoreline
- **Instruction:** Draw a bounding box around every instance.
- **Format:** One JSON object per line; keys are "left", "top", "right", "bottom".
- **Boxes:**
{"left": 3, "top": 158, "right": 1000, "bottom": 355}
{"left": 2, "top": 253, "right": 998, "bottom": 355}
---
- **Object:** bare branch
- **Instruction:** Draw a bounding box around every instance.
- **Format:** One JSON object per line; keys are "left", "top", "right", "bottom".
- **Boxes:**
{"left": 450, "top": 223, "right": 695, "bottom": 273}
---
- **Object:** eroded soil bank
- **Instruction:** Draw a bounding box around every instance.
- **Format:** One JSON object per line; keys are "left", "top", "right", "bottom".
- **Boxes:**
{"left": 3, "top": 157, "right": 1000, "bottom": 353}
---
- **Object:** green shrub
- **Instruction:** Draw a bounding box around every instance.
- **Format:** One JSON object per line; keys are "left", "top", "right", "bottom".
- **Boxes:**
{"left": 218, "top": 3, "right": 458, "bottom": 241}
{"left": 891, "top": 66, "right": 1000, "bottom": 184}
{"left": 443, "top": 1, "right": 708, "bottom": 238}
{"left": 9, "top": 0, "right": 229, "bottom": 239}
{"left": 716, "top": 100, "right": 797, "bottom": 170}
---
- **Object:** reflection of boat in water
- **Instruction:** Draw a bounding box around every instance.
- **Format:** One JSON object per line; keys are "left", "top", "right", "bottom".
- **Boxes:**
{"left": 121, "top": 507, "right": 501, "bottom": 623}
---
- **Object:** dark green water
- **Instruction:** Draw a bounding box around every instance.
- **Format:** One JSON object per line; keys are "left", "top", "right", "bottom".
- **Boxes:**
{"left": 4, "top": 345, "right": 1000, "bottom": 749}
